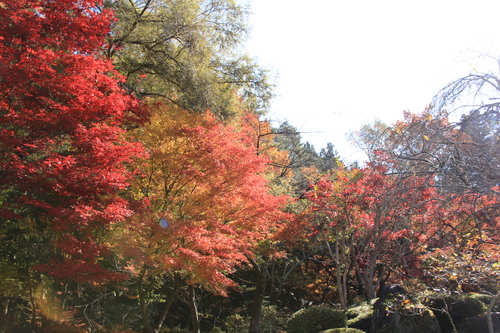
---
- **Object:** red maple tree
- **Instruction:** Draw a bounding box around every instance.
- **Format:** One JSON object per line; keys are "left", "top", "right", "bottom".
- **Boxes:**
{"left": 306, "top": 156, "right": 439, "bottom": 304}
{"left": 0, "top": 0, "right": 147, "bottom": 281}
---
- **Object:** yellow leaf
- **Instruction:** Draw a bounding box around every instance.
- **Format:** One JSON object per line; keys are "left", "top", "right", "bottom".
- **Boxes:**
{"left": 423, "top": 135, "right": 429, "bottom": 140}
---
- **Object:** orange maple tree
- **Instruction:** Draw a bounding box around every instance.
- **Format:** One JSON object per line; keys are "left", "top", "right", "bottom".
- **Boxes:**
{"left": 112, "top": 103, "right": 288, "bottom": 331}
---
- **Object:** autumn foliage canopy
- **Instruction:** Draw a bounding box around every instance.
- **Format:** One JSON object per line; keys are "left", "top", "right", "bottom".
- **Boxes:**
{"left": 117, "top": 105, "right": 290, "bottom": 294}
{"left": 0, "top": 0, "right": 146, "bottom": 280}
{"left": 1, "top": 0, "right": 499, "bottom": 332}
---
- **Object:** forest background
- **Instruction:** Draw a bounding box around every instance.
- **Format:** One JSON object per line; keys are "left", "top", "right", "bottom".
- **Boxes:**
{"left": 0, "top": 1, "right": 499, "bottom": 333}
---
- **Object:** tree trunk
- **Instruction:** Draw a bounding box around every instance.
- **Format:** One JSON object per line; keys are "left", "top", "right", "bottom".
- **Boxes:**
{"left": 487, "top": 292, "right": 500, "bottom": 333}
{"left": 352, "top": 240, "right": 384, "bottom": 301}
{"left": 322, "top": 230, "right": 349, "bottom": 309}
{"left": 443, "top": 298, "right": 458, "bottom": 333}
{"left": 276, "top": 252, "right": 312, "bottom": 301}
{"left": 2, "top": 298, "right": 9, "bottom": 316}
{"left": 269, "top": 260, "right": 276, "bottom": 305}
{"left": 26, "top": 269, "right": 38, "bottom": 328}
{"left": 138, "top": 268, "right": 155, "bottom": 333}
{"left": 57, "top": 281, "right": 69, "bottom": 322}
{"left": 187, "top": 285, "right": 200, "bottom": 333}
{"left": 249, "top": 258, "right": 269, "bottom": 333}
{"left": 153, "top": 280, "right": 181, "bottom": 332}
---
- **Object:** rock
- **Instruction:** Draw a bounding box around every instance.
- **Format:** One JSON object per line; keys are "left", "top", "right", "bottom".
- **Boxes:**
{"left": 372, "top": 303, "right": 441, "bottom": 333}
{"left": 459, "top": 312, "right": 500, "bottom": 333}
{"left": 370, "top": 285, "right": 441, "bottom": 333}
{"left": 421, "top": 292, "right": 488, "bottom": 333}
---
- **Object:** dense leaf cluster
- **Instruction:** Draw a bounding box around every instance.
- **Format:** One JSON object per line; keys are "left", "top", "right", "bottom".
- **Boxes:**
{"left": 1, "top": 0, "right": 499, "bottom": 333}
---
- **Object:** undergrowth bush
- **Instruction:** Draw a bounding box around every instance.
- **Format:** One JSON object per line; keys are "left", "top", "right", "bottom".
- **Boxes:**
{"left": 321, "top": 329, "right": 366, "bottom": 333}
{"left": 224, "top": 314, "right": 249, "bottom": 333}
{"left": 261, "top": 305, "right": 288, "bottom": 333}
{"left": 286, "top": 306, "right": 346, "bottom": 333}
{"left": 345, "top": 302, "right": 373, "bottom": 332}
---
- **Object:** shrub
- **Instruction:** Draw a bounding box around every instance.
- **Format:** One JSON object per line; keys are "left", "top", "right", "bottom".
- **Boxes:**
{"left": 467, "top": 293, "right": 493, "bottom": 306}
{"left": 261, "top": 305, "right": 288, "bottom": 333}
{"left": 286, "top": 306, "right": 347, "bottom": 333}
{"left": 345, "top": 302, "right": 373, "bottom": 332}
{"left": 159, "top": 326, "right": 190, "bottom": 333}
{"left": 321, "top": 329, "right": 366, "bottom": 333}
{"left": 449, "top": 294, "right": 486, "bottom": 322}
{"left": 43, "top": 325, "right": 89, "bottom": 333}
{"left": 224, "top": 314, "right": 249, "bottom": 333}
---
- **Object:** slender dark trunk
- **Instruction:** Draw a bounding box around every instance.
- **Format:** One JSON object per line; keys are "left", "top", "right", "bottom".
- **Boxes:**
{"left": 276, "top": 252, "right": 313, "bottom": 303}
{"left": 56, "top": 281, "right": 69, "bottom": 322}
{"left": 26, "top": 269, "right": 37, "bottom": 328}
{"left": 153, "top": 280, "right": 181, "bottom": 332}
{"left": 322, "top": 230, "right": 349, "bottom": 309}
{"left": 269, "top": 260, "right": 276, "bottom": 305}
{"left": 138, "top": 267, "right": 155, "bottom": 333}
{"left": 443, "top": 298, "right": 458, "bottom": 333}
{"left": 187, "top": 285, "right": 200, "bottom": 333}
{"left": 2, "top": 298, "right": 9, "bottom": 316}
{"left": 249, "top": 259, "right": 268, "bottom": 333}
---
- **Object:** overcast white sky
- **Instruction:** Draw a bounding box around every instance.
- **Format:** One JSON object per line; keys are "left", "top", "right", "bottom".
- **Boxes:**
{"left": 246, "top": 0, "right": 500, "bottom": 163}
